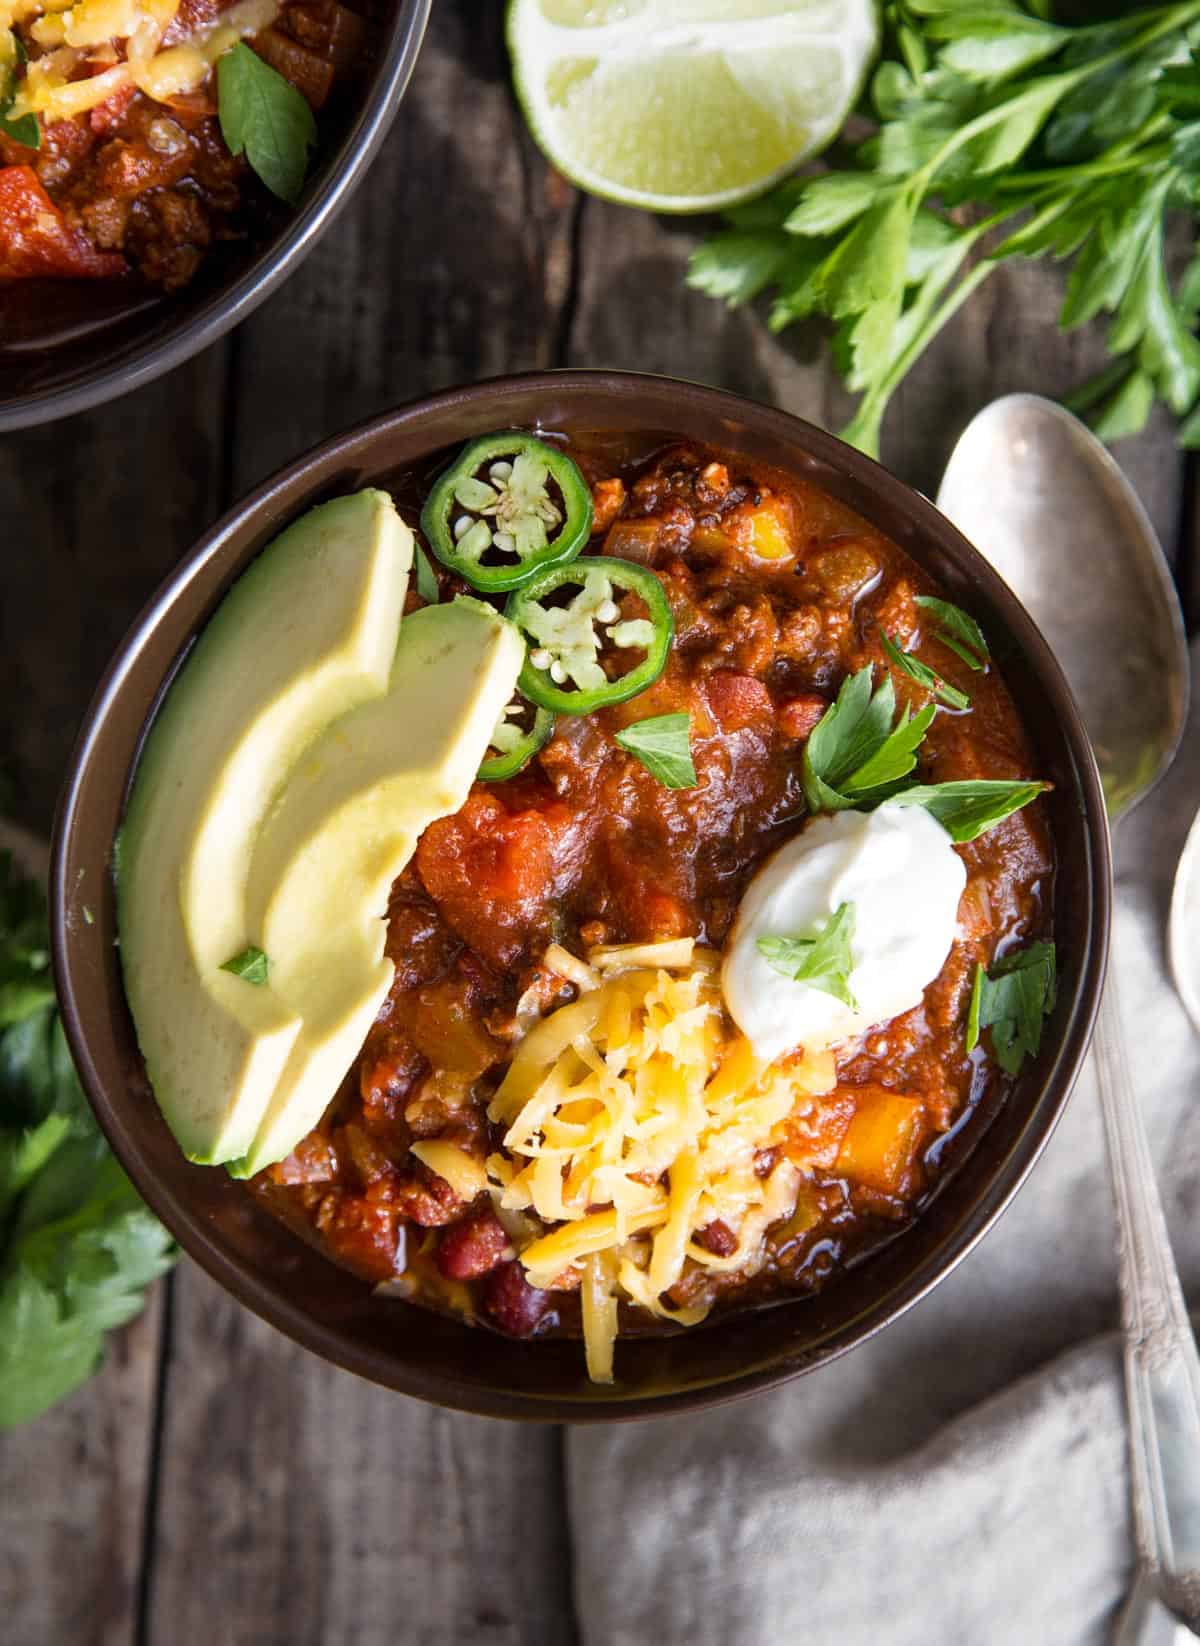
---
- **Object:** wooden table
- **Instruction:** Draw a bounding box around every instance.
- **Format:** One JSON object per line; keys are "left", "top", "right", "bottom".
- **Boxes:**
{"left": 1, "top": 8, "right": 1196, "bottom": 1643}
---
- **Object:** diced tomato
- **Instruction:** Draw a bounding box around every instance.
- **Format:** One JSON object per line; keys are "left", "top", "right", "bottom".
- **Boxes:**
{"left": 705, "top": 670, "right": 773, "bottom": 734}
{"left": 0, "top": 166, "right": 125, "bottom": 280}
{"left": 416, "top": 793, "right": 564, "bottom": 968}
{"left": 778, "top": 692, "right": 828, "bottom": 741}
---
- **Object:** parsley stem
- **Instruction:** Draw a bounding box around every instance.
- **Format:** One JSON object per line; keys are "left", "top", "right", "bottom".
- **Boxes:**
{"left": 841, "top": 260, "right": 997, "bottom": 455}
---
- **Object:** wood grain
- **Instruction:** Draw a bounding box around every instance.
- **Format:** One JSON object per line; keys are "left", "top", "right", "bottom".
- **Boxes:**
{"left": 146, "top": 1264, "right": 574, "bottom": 1646}
{"left": 0, "top": 347, "right": 230, "bottom": 834}
{"left": 0, "top": 1290, "right": 164, "bottom": 1646}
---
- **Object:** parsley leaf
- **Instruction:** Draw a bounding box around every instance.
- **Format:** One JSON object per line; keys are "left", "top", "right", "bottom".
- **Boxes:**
{"left": 889, "top": 779, "right": 1049, "bottom": 843}
{"left": 915, "top": 594, "right": 990, "bottom": 671}
{"left": 880, "top": 629, "right": 971, "bottom": 710}
{"left": 0, "top": 851, "right": 175, "bottom": 1428}
{"left": 614, "top": 713, "right": 697, "bottom": 790}
{"left": 217, "top": 42, "right": 316, "bottom": 205}
{"left": 686, "top": 0, "right": 1200, "bottom": 455}
{"left": 413, "top": 544, "right": 440, "bottom": 605}
{"left": 802, "top": 663, "right": 935, "bottom": 811}
{"left": 0, "top": 33, "right": 38, "bottom": 151}
{"left": 220, "top": 945, "right": 270, "bottom": 985}
{"left": 757, "top": 901, "right": 858, "bottom": 1009}
{"left": 965, "top": 940, "right": 1057, "bottom": 1074}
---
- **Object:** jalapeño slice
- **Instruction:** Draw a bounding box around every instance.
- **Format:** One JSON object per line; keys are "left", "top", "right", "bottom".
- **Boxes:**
{"left": 479, "top": 696, "right": 555, "bottom": 781}
{"left": 421, "top": 432, "right": 593, "bottom": 594}
{"left": 505, "top": 557, "right": 673, "bottom": 715}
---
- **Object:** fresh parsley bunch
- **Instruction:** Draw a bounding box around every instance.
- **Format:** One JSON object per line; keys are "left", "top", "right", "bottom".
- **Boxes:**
{"left": 688, "top": 0, "right": 1200, "bottom": 456}
{"left": 0, "top": 854, "right": 175, "bottom": 1429}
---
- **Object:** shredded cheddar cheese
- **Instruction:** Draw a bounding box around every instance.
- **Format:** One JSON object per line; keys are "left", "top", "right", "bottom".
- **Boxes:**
{"left": 486, "top": 939, "right": 836, "bottom": 1383}
{"left": 6, "top": 0, "right": 278, "bottom": 124}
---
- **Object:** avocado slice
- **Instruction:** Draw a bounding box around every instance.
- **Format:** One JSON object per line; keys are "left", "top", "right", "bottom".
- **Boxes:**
{"left": 118, "top": 491, "right": 413, "bottom": 1164}
{"left": 230, "top": 598, "right": 525, "bottom": 1177}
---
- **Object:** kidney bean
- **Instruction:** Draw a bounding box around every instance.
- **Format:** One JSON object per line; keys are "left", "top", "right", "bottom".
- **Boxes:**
{"left": 694, "top": 1219, "right": 738, "bottom": 1257}
{"left": 436, "top": 1210, "right": 513, "bottom": 1281}
{"left": 482, "top": 1261, "right": 558, "bottom": 1338}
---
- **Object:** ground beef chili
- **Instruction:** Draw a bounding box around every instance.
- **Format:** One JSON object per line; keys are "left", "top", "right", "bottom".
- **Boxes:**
{"left": 0, "top": 0, "right": 370, "bottom": 288}
{"left": 250, "top": 432, "right": 1055, "bottom": 1352}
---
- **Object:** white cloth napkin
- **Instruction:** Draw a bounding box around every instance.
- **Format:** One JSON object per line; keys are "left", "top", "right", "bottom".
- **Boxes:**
{"left": 567, "top": 640, "right": 1200, "bottom": 1646}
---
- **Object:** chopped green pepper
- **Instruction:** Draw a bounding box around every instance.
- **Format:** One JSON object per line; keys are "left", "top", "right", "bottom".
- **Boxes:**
{"left": 478, "top": 697, "right": 555, "bottom": 781}
{"left": 505, "top": 557, "right": 673, "bottom": 715}
{"left": 421, "top": 432, "right": 593, "bottom": 593}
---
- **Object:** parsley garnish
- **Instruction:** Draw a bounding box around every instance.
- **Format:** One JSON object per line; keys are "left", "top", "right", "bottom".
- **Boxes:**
{"left": 915, "top": 595, "right": 989, "bottom": 673}
{"left": 889, "top": 780, "right": 1050, "bottom": 844}
{"left": 217, "top": 42, "right": 316, "bottom": 205}
{"left": 0, "top": 852, "right": 175, "bottom": 1428}
{"left": 687, "top": 1, "right": 1200, "bottom": 455}
{"left": 614, "top": 712, "right": 697, "bottom": 790}
{"left": 757, "top": 901, "right": 857, "bottom": 1009}
{"left": 802, "top": 662, "right": 1047, "bottom": 839}
{"left": 220, "top": 946, "right": 270, "bottom": 985}
{"left": 0, "top": 33, "right": 39, "bottom": 150}
{"left": 966, "top": 941, "right": 1057, "bottom": 1075}
{"left": 413, "top": 544, "right": 440, "bottom": 605}
{"left": 880, "top": 629, "right": 971, "bottom": 711}
{"left": 802, "top": 665, "right": 935, "bottom": 813}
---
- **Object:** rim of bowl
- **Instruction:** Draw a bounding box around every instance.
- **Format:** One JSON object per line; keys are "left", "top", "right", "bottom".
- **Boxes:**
{"left": 0, "top": 0, "right": 431, "bottom": 435}
{"left": 51, "top": 370, "right": 1113, "bottom": 1421}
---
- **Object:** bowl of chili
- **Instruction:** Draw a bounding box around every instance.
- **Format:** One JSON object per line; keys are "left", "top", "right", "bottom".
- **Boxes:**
{"left": 52, "top": 371, "right": 1111, "bottom": 1419}
{"left": 0, "top": 0, "right": 430, "bottom": 432}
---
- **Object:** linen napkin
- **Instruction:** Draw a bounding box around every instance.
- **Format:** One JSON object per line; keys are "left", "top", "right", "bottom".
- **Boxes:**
{"left": 567, "top": 639, "right": 1200, "bottom": 1646}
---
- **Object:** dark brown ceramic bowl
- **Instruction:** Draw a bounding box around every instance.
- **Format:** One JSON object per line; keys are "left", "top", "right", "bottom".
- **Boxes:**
{"left": 0, "top": 0, "right": 430, "bottom": 432}
{"left": 51, "top": 371, "right": 1111, "bottom": 1420}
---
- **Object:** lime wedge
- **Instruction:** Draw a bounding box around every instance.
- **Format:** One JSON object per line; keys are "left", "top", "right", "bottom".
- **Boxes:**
{"left": 508, "top": 0, "right": 878, "bottom": 214}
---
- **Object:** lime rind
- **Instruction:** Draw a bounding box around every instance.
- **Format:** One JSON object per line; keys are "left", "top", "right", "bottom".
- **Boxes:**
{"left": 508, "top": 0, "right": 878, "bottom": 215}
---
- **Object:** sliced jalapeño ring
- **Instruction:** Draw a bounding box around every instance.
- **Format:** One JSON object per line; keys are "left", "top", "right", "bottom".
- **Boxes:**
{"left": 421, "top": 432, "right": 594, "bottom": 594}
{"left": 505, "top": 556, "right": 673, "bottom": 715}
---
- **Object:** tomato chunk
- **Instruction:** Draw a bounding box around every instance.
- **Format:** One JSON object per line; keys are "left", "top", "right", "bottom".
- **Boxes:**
{"left": 0, "top": 166, "right": 125, "bottom": 280}
{"left": 417, "top": 792, "right": 563, "bottom": 968}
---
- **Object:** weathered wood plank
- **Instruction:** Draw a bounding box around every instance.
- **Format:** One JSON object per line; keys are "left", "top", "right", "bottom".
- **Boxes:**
{"left": 0, "top": 1263, "right": 164, "bottom": 1646}
{"left": 147, "top": 1264, "right": 574, "bottom": 1646}
{"left": 145, "top": 12, "right": 578, "bottom": 1646}
{"left": 0, "top": 350, "right": 227, "bottom": 1646}
{"left": 0, "top": 350, "right": 231, "bottom": 834}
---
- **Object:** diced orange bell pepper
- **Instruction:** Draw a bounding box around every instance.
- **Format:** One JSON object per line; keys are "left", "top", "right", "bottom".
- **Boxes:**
{"left": 0, "top": 165, "right": 125, "bottom": 281}
{"left": 835, "top": 1086, "right": 925, "bottom": 1195}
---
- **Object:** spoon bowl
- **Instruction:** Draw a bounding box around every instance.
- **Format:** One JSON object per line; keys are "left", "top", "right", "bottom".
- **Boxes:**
{"left": 937, "top": 393, "right": 1188, "bottom": 819}
{"left": 938, "top": 392, "right": 1196, "bottom": 1639}
{"left": 1171, "top": 807, "right": 1200, "bottom": 1037}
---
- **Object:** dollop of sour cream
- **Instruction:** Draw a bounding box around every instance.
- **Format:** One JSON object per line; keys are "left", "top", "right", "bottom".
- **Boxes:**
{"left": 722, "top": 804, "right": 966, "bottom": 1064}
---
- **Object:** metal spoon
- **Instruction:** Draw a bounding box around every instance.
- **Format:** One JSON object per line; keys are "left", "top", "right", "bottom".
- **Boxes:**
{"left": 936, "top": 393, "right": 1195, "bottom": 1638}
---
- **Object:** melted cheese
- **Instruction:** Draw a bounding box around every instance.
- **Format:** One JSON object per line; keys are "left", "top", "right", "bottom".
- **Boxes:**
{"left": 486, "top": 940, "right": 835, "bottom": 1382}
{"left": 7, "top": 0, "right": 277, "bottom": 123}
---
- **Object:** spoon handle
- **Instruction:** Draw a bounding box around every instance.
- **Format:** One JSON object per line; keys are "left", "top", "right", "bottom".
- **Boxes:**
{"left": 1096, "top": 974, "right": 1200, "bottom": 1630}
